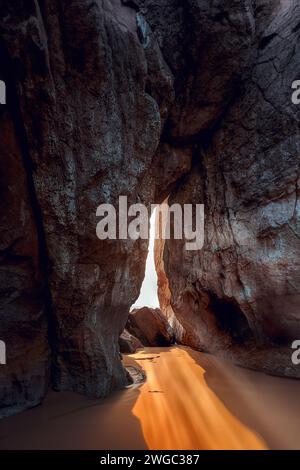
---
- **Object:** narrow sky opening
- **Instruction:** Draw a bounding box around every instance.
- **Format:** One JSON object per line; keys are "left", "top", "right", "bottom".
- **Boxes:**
{"left": 131, "top": 207, "right": 160, "bottom": 310}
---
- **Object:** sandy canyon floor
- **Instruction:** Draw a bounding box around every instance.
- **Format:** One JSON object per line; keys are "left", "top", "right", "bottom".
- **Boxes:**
{"left": 0, "top": 346, "right": 300, "bottom": 450}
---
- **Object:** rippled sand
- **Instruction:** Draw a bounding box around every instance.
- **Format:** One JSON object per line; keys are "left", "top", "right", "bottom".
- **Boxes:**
{"left": 0, "top": 346, "right": 300, "bottom": 449}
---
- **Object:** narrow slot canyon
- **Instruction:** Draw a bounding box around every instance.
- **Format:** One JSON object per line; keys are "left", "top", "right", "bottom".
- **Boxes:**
{"left": 131, "top": 207, "right": 160, "bottom": 311}
{"left": 0, "top": 0, "right": 299, "bottom": 453}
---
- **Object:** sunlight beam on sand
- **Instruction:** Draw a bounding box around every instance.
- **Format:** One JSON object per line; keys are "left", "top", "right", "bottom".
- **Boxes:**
{"left": 131, "top": 347, "right": 268, "bottom": 450}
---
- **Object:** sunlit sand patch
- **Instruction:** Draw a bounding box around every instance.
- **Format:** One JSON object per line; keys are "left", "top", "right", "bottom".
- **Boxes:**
{"left": 130, "top": 347, "right": 267, "bottom": 450}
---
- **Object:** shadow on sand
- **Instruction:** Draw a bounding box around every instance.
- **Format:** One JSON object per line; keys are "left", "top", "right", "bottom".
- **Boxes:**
{"left": 0, "top": 364, "right": 147, "bottom": 450}
{"left": 1, "top": 346, "right": 300, "bottom": 450}
{"left": 187, "top": 348, "right": 300, "bottom": 450}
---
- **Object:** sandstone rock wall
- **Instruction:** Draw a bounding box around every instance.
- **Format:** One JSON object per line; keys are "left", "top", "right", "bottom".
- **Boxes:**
{"left": 0, "top": 0, "right": 189, "bottom": 417}
{"left": 155, "top": 1, "right": 300, "bottom": 376}
{"left": 0, "top": 68, "right": 49, "bottom": 417}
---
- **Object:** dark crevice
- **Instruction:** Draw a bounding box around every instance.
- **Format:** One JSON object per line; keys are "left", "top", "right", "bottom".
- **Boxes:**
{"left": 292, "top": 21, "right": 300, "bottom": 33}
{"left": 208, "top": 293, "right": 254, "bottom": 344}
{"left": 0, "top": 39, "right": 56, "bottom": 387}
{"left": 121, "top": 0, "right": 139, "bottom": 11}
{"left": 258, "top": 32, "right": 277, "bottom": 50}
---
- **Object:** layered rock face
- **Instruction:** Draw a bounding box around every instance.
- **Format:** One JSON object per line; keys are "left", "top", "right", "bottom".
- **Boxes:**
{"left": 155, "top": 1, "right": 300, "bottom": 375}
{"left": 0, "top": 0, "right": 299, "bottom": 418}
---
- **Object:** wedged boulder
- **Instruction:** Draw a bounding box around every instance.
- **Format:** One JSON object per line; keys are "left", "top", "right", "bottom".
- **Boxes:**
{"left": 127, "top": 307, "right": 174, "bottom": 347}
{"left": 119, "top": 330, "right": 143, "bottom": 354}
{"left": 134, "top": 0, "right": 255, "bottom": 139}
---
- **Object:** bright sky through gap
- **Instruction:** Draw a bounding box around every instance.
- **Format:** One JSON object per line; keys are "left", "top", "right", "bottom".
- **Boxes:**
{"left": 131, "top": 207, "right": 160, "bottom": 310}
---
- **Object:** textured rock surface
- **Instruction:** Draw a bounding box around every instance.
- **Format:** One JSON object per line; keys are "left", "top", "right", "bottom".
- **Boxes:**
{"left": 134, "top": 0, "right": 255, "bottom": 139}
{"left": 0, "top": 0, "right": 186, "bottom": 417}
{"left": 157, "top": 1, "right": 300, "bottom": 376}
{"left": 119, "top": 329, "right": 143, "bottom": 354}
{"left": 127, "top": 308, "right": 173, "bottom": 346}
{"left": 0, "top": 88, "right": 49, "bottom": 417}
{"left": 0, "top": 0, "right": 299, "bottom": 418}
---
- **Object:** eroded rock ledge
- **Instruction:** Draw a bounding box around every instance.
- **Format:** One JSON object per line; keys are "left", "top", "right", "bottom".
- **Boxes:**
{"left": 0, "top": 0, "right": 299, "bottom": 417}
